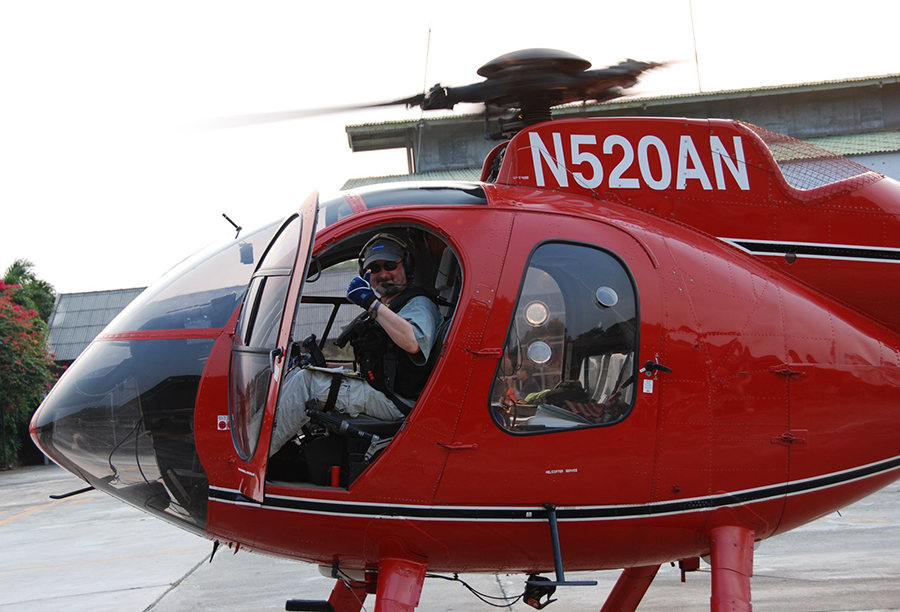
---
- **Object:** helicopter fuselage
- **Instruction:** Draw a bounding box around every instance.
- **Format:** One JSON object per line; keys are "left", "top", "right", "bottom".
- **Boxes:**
{"left": 32, "top": 117, "right": 900, "bottom": 611}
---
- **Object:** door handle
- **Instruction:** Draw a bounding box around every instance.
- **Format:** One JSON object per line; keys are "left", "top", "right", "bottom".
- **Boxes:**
{"left": 644, "top": 360, "right": 673, "bottom": 374}
{"left": 438, "top": 442, "right": 478, "bottom": 450}
{"left": 269, "top": 347, "right": 284, "bottom": 372}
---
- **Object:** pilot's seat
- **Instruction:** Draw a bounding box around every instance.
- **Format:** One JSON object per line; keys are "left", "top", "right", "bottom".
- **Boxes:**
{"left": 286, "top": 241, "right": 459, "bottom": 487}
{"left": 335, "top": 413, "right": 405, "bottom": 438}
{"left": 329, "top": 312, "right": 453, "bottom": 440}
{"left": 434, "top": 247, "right": 461, "bottom": 317}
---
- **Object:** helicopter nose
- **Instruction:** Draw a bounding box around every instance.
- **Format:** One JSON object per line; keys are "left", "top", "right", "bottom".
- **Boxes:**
{"left": 31, "top": 336, "right": 212, "bottom": 534}
{"left": 29, "top": 216, "right": 281, "bottom": 534}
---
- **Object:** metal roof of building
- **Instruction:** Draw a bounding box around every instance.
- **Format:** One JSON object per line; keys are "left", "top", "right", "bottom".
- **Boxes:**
{"left": 47, "top": 288, "right": 145, "bottom": 362}
{"left": 552, "top": 73, "right": 900, "bottom": 116}
{"left": 344, "top": 73, "right": 900, "bottom": 185}
{"left": 345, "top": 73, "right": 900, "bottom": 150}
{"left": 805, "top": 131, "right": 900, "bottom": 156}
{"left": 341, "top": 168, "right": 482, "bottom": 190}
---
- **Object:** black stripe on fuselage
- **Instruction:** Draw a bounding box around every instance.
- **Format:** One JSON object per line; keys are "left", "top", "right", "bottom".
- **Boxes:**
{"left": 208, "top": 455, "right": 900, "bottom": 522}
{"left": 721, "top": 239, "right": 900, "bottom": 263}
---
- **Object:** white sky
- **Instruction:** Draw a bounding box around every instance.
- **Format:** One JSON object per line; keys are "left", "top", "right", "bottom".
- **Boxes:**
{"left": 2, "top": 0, "right": 899, "bottom": 294}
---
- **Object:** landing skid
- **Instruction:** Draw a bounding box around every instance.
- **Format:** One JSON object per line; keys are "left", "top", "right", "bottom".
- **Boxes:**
{"left": 598, "top": 524, "right": 754, "bottom": 612}
{"left": 286, "top": 578, "right": 367, "bottom": 612}
{"left": 289, "top": 524, "right": 755, "bottom": 611}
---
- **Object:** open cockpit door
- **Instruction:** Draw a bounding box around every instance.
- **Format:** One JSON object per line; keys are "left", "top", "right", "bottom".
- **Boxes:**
{"left": 228, "top": 192, "right": 318, "bottom": 501}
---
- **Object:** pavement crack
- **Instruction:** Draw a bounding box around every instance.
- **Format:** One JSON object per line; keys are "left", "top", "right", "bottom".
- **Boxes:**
{"left": 494, "top": 574, "right": 515, "bottom": 610}
{"left": 143, "top": 555, "right": 209, "bottom": 611}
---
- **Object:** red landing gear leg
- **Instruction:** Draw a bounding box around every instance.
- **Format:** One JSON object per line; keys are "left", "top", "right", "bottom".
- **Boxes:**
{"left": 374, "top": 557, "right": 428, "bottom": 612}
{"left": 599, "top": 564, "right": 661, "bottom": 612}
{"left": 328, "top": 578, "right": 368, "bottom": 612}
{"left": 708, "top": 525, "right": 754, "bottom": 612}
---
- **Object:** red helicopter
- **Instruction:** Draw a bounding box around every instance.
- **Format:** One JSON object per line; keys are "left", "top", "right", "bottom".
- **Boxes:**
{"left": 31, "top": 50, "right": 900, "bottom": 612}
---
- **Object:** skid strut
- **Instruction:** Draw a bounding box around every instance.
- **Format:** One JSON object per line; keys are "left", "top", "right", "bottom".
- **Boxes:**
{"left": 599, "top": 564, "right": 661, "bottom": 612}
{"left": 374, "top": 557, "right": 427, "bottom": 612}
{"left": 328, "top": 578, "right": 369, "bottom": 612}
{"left": 530, "top": 504, "right": 597, "bottom": 588}
{"left": 708, "top": 525, "right": 754, "bottom": 612}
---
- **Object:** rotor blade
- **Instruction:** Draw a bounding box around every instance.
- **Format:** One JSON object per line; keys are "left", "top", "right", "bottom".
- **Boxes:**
{"left": 188, "top": 96, "right": 424, "bottom": 131}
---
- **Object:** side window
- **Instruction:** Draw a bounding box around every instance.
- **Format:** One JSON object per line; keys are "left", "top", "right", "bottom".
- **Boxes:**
{"left": 264, "top": 227, "right": 462, "bottom": 487}
{"left": 229, "top": 216, "right": 300, "bottom": 461}
{"left": 492, "top": 242, "right": 638, "bottom": 433}
{"left": 285, "top": 228, "right": 462, "bottom": 370}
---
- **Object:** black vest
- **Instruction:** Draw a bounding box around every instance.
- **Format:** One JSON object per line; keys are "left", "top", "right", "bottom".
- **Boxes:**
{"left": 351, "top": 287, "right": 437, "bottom": 408}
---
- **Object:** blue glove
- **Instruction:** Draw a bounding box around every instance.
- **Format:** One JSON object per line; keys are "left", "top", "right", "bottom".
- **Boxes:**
{"left": 347, "top": 273, "right": 377, "bottom": 310}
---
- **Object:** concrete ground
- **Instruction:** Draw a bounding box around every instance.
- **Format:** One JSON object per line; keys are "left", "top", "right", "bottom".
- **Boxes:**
{"left": 2, "top": 464, "right": 899, "bottom": 612}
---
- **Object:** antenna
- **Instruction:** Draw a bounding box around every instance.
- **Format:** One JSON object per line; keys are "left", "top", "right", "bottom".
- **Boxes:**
{"left": 688, "top": 0, "right": 703, "bottom": 93}
{"left": 414, "top": 25, "right": 433, "bottom": 174}
{"left": 421, "top": 25, "right": 432, "bottom": 108}
{"left": 222, "top": 213, "right": 242, "bottom": 239}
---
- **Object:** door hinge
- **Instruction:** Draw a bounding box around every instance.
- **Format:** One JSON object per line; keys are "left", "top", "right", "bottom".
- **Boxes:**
{"left": 466, "top": 347, "right": 503, "bottom": 357}
{"left": 772, "top": 429, "right": 808, "bottom": 447}
{"left": 770, "top": 365, "right": 805, "bottom": 379}
{"left": 438, "top": 442, "right": 478, "bottom": 451}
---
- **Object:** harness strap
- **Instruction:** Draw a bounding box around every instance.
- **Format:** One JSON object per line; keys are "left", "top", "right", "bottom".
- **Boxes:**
{"left": 322, "top": 372, "right": 344, "bottom": 412}
{"left": 317, "top": 369, "right": 412, "bottom": 417}
{"left": 383, "top": 389, "right": 413, "bottom": 417}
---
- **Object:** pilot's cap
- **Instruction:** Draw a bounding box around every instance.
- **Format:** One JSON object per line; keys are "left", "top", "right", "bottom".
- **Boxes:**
{"left": 361, "top": 237, "right": 405, "bottom": 270}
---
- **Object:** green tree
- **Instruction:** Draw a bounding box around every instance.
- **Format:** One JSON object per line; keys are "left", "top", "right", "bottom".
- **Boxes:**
{"left": 0, "top": 280, "right": 56, "bottom": 468}
{"left": 3, "top": 259, "right": 57, "bottom": 323}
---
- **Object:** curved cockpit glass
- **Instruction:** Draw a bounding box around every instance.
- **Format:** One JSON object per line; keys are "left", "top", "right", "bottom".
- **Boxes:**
{"left": 32, "top": 220, "right": 282, "bottom": 533}
{"left": 106, "top": 220, "right": 281, "bottom": 333}
{"left": 32, "top": 336, "right": 215, "bottom": 533}
{"left": 229, "top": 214, "right": 302, "bottom": 461}
{"left": 492, "top": 241, "right": 639, "bottom": 433}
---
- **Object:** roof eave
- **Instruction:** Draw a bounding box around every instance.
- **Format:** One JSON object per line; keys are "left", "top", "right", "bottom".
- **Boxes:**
{"left": 346, "top": 73, "right": 900, "bottom": 152}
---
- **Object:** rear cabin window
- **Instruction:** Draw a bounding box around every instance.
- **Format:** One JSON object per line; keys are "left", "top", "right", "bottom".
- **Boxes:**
{"left": 491, "top": 242, "right": 638, "bottom": 433}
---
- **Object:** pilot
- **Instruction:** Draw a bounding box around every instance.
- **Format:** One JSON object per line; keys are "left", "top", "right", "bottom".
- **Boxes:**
{"left": 269, "top": 234, "right": 443, "bottom": 456}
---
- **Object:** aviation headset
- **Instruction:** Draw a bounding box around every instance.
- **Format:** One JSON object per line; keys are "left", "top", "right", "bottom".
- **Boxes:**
{"left": 357, "top": 233, "right": 414, "bottom": 278}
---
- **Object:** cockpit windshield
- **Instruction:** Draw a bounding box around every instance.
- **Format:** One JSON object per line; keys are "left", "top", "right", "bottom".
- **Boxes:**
{"left": 106, "top": 220, "right": 280, "bottom": 334}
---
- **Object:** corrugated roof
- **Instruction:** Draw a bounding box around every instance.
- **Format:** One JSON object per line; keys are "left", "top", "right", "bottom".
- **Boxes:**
{"left": 47, "top": 287, "right": 145, "bottom": 362}
{"left": 341, "top": 168, "right": 481, "bottom": 190}
{"left": 804, "top": 131, "right": 900, "bottom": 156}
{"left": 555, "top": 73, "right": 900, "bottom": 115}
{"left": 346, "top": 73, "right": 900, "bottom": 136}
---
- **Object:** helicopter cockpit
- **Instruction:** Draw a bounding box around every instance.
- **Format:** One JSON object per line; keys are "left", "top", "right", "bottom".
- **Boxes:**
{"left": 263, "top": 224, "right": 461, "bottom": 487}
{"left": 491, "top": 242, "right": 638, "bottom": 433}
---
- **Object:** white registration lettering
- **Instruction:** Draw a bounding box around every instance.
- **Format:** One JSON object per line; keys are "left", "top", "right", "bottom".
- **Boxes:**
{"left": 710, "top": 136, "right": 750, "bottom": 190}
{"left": 571, "top": 134, "right": 602, "bottom": 189}
{"left": 637, "top": 135, "right": 671, "bottom": 190}
{"left": 529, "top": 132, "right": 569, "bottom": 187}
{"left": 526, "top": 131, "right": 750, "bottom": 191}
{"left": 676, "top": 135, "right": 713, "bottom": 190}
{"left": 604, "top": 135, "right": 640, "bottom": 188}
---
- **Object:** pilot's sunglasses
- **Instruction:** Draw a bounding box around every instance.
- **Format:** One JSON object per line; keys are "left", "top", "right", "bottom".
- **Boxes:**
{"left": 367, "top": 260, "right": 400, "bottom": 274}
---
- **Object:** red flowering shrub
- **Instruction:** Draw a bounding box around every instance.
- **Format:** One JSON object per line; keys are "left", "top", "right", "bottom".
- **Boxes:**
{"left": 0, "top": 281, "right": 56, "bottom": 467}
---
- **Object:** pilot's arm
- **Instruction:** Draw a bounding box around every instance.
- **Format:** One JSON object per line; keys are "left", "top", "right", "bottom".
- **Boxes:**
{"left": 347, "top": 275, "right": 420, "bottom": 355}
{"left": 368, "top": 301, "right": 419, "bottom": 354}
